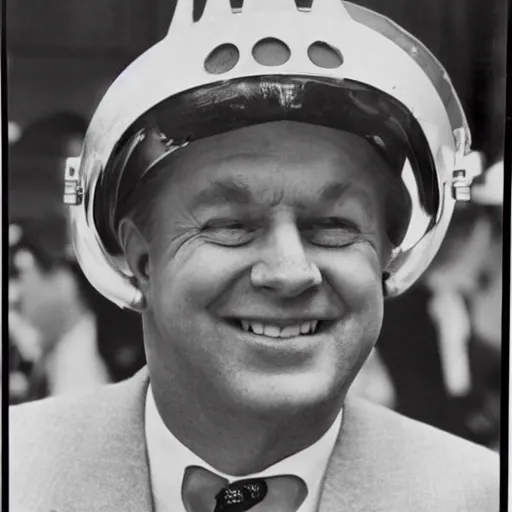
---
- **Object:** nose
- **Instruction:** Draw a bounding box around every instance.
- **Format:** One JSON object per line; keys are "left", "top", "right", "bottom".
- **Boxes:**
{"left": 251, "top": 221, "right": 322, "bottom": 298}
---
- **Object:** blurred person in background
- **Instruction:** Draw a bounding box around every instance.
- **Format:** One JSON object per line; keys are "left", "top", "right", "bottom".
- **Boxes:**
{"left": 377, "top": 171, "right": 502, "bottom": 450}
{"left": 11, "top": 111, "right": 88, "bottom": 158}
{"left": 8, "top": 112, "right": 145, "bottom": 403}
{"left": 8, "top": 153, "right": 111, "bottom": 402}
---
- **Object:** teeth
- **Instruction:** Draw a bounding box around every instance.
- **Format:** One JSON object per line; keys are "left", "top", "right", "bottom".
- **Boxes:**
{"left": 252, "top": 322, "right": 264, "bottom": 335}
{"left": 280, "top": 325, "right": 300, "bottom": 338}
{"left": 240, "top": 320, "right": 320, "bottom": 337}
{"left": 300, "top": 322, "right": 310, "bottom": 334}
{"left": 263, "top": 325, "right": 281, "bottom": 337}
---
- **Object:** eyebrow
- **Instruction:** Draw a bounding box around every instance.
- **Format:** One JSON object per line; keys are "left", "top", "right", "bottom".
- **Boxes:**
{"left": 317, "top": 181, "right": 375, "bottom": 214}
{"left": 191, "top": 178, "right": 376, "bottom": 214}
{"left": 191, "top": 179, "right": 254, "bottom": 209}
{"left": 319, "top": 181, "right": 351, "bottom": 203}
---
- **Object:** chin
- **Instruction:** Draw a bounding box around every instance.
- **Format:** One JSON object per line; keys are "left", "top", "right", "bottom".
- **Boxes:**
{"left": 227, "top": 369, "right": 346, "bottom": 418}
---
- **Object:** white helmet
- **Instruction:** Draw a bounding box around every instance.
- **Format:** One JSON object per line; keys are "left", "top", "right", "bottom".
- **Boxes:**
{"left": 64, "top": 0, "right": 480, "bottom": 310}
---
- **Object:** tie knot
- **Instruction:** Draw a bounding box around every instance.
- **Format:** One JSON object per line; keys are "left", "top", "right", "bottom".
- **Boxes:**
{"left": 215, "top": 479, "right": 268, "bottom": 512}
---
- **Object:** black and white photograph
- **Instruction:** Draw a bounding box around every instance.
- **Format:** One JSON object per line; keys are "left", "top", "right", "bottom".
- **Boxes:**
{"left": 6, "top": 0, "right": 507, "bottom": 510}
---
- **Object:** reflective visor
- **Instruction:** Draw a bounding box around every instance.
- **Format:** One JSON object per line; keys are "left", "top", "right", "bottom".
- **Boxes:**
{"left": 95, "top": 75, "right": 438, "bottom": 254}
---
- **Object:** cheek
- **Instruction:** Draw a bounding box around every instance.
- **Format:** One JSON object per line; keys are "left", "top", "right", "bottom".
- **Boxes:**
{"left": 321, "top": 246, "right": 384, "bottom": 379}
{"left": 149, "top": 241, "right": 249, "bottom": 321}
{"left": 320, "top": 243, "right": 384, "bottom": 316}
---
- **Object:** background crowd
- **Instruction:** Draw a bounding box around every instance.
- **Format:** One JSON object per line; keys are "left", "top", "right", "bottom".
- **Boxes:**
{"left": 7, "top": 0, "right": 506, "bottom": 453}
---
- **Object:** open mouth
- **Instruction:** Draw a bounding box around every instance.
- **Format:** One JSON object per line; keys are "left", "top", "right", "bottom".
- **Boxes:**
{"left": 230, "top": 319, "right": 323, "bottom": 339}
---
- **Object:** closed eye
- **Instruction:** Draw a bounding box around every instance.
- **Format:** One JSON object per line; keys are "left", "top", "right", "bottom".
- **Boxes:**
{"left": 201, "top": 219, "right": 259, "bottom": 246}
{"left": 301, "top": 218, "right": 363, "bottom": 247}
{"left": 205, "top": 221, "right": 245, "bottom": 230}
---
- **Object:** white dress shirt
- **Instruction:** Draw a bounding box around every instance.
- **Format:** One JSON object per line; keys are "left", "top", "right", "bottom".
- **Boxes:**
{"left": 145, "top": 385, "right": 342, "bottom": 512}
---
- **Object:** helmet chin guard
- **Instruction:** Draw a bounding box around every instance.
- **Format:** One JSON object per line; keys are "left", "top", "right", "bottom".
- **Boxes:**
{"left": 64, "top": 0, "right": 479, "bottom": 310}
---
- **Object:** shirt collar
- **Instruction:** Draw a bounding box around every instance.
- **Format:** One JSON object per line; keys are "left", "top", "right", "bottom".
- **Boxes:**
{"left": 145, "top": 384, "right": 342, "bottom": 512}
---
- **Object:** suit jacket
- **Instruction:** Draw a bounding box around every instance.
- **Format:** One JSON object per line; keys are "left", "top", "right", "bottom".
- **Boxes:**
{"left": 10, "top": 367, "right": 499, "bottom": 512}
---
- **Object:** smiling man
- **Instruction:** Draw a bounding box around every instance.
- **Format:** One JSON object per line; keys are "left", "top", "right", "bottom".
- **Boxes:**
{"left": 121, "top": 123, "right": 400, "bottom": 477}
{"left": 10, "top": 1, "right": 499, "bottom": 511}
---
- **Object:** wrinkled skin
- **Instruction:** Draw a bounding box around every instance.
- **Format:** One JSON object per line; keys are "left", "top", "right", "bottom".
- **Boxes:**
{"left": 120, "top": 121, "right": 394, "bottom": 473}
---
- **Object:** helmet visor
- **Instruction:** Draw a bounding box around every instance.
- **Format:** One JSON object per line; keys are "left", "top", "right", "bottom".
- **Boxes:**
{"left": 95, "top": 75, "right": 439, "bottom": 257}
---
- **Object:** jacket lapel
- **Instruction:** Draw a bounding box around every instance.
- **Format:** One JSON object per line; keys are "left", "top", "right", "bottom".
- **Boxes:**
{"left": 318, "top": 394, "right": 443, "bottom": 512}
{"left": 319, "top": 395, "right": 366, "bottom": 512}
{"left": 319, "top": 394, "right": 401, "bottom": 512}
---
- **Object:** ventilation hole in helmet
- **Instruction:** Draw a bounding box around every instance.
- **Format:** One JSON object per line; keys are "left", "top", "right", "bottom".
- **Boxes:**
{"left": 252, "top": 38, "right": 291, "bottom": 66}
{"left": 193, "top": 0, "right": 207, "bottom": 22}
{"left": 295, "top": 0, "right": 313, "bottom": 10}
{"left": 308, "top": 41, "right": 343, "bottom": 68}
{"left": 204, "top": 43, "right": 240, "bottom": 74}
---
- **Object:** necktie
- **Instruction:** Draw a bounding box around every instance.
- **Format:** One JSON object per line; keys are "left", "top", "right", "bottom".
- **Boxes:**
{"left": 182, "top": 465, "right": 308, "bottom": 512}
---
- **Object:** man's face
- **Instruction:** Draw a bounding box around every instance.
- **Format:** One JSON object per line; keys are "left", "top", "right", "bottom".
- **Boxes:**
{"left": 136, "top": 121, "right": 392, "bottom": 415}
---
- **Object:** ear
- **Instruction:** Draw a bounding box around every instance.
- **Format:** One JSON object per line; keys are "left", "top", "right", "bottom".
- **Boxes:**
{"left": 118, "top": 218, "right": 151, "bottom": 291}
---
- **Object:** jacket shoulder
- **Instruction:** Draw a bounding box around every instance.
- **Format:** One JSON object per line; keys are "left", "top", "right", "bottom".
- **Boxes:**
{"left": 348, "top": 395, "right": 497, "bottom": 455}
{"left": 11, "top": 380, "right": 127, "bottom": 441}
{"left": 342, "top": 396, "right": 499, "bottom": 510}
{"left": 9, "top": 370, "right": 150, "bottom": 511}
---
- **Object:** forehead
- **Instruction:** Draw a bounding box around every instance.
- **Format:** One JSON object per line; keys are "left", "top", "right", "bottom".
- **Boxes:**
{"left": 155, "top": 121, "right": 391, "bottom": 204}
